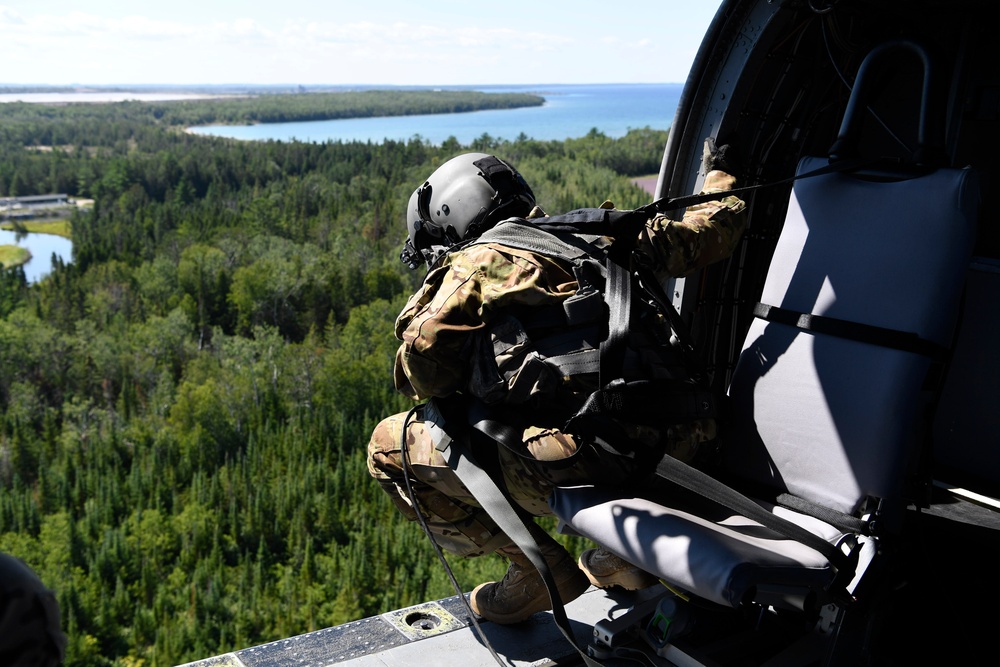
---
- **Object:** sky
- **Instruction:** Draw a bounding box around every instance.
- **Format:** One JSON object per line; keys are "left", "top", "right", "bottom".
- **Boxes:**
{"left": 0, "top": 1, "right": 722, "bottom": 87}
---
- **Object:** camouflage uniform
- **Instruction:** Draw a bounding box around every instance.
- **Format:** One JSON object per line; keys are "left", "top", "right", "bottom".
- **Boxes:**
{"left": 368, "top": 170, "right": 746, "bottom": 557}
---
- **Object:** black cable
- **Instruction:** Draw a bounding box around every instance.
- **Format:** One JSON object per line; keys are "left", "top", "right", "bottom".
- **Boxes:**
{"left": 399, "top": 404, "right": 510, "bottom": 667}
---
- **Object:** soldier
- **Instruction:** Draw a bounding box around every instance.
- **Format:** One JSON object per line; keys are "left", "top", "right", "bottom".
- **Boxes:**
{"left": 368, "top": 146, "right": 746, "bottom": 624}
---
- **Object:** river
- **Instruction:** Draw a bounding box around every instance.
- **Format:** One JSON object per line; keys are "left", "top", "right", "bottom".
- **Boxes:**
{"left": 188, "top": 83, "right": 683, "bottom": 145}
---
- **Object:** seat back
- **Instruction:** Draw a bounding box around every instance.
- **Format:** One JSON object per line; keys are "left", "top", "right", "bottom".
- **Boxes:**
{"left": 724, "top": 40, "right": 978, "bottom": 516}
{"left": 723, "top": 159, "right": 979, "bottom": 515}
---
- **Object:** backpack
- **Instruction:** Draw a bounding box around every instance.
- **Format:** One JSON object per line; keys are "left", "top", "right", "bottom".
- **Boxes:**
{"left": 440, "top": 206, "right": 722, "bottom": 488}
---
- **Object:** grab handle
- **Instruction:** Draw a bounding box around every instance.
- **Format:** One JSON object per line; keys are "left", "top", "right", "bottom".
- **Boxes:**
{"left": 828, "top": 40, "right": 946, "bottom": 167}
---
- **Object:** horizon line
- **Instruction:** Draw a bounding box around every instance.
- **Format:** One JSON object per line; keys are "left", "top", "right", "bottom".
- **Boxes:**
{"left": 0, "top": 82, "right": 685, "bottom": 89}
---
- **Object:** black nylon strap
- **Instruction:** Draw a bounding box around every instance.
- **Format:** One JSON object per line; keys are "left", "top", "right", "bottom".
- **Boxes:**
{"left": 753, "top": 302, "right": 948, "bottom": 359}
{"left": 653, "top": 454, "right": 854, "bottom": 574}
{"left": 475, "top": 217, "right": 599, "bottom": 259}
{"left": 425, "top": 400, "right": 604, "bottom": 667}
{"left": 448, "top": 449, "right": 601, "bottom": 665}
{"left": 640, "top": 156, "right": 875, "bottom": 216}
{"left": 634, "top": 266, "right": 700, "bottom": 365}
{"left": 544, "top": 349, "right": 602, "bottom": 377}
{"left": 465, "top": 398, "right": 580, "bottom": 469}
{"left": 599, "top": 259, "right": 631, "bottom": 385}
{"left": 777, "top": 493, "right": 870, "bottom": 535}
{"left": 530, "top": 208, "right": 648, "bottom": 241}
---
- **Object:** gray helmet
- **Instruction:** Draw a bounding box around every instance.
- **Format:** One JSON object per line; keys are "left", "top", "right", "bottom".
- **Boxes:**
{"left": 400, "top": 153, "right": 535, "bottom": 269}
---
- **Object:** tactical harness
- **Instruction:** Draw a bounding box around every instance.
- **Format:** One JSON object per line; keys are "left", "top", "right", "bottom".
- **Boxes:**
{"left": 459, "top": 210, "right": 721, "bottom": 480}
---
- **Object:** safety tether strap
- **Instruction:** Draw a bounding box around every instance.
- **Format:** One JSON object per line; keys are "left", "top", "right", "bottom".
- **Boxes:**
{"left": 423, "top": 400, "right": 605, "bottom": 667}
{"left": 638, "top": 156, "right": 875, "bottom": 217}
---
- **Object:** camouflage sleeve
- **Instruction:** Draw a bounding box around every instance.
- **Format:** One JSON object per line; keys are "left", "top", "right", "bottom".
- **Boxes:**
{"left": 393, "top": 244, "right": 576, "bottom": 401}
{"left": 634, "top": 170, "right": 747, "bottom": 279}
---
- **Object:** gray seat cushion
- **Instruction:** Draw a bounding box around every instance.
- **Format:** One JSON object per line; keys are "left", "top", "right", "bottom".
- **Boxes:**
{"left": 552, "top": 486, "right": 844, "bottom": 607}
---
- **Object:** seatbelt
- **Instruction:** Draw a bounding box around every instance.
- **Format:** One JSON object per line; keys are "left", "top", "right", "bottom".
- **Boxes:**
{"left": 651, "top": 452, "right": 856, "bottom": 574}
{"left": 423, "top": 399, "right": 606, "bottom": 667}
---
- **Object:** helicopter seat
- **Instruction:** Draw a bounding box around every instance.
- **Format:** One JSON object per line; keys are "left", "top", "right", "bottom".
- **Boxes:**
{"left": 550, "top": 40, "right": 980, "bottom": 614}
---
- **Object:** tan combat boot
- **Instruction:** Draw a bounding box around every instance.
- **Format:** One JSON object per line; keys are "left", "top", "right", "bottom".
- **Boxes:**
{"left": 470, "top": 527, "right": 590, "bottom": 624}
{"left": 578, "top": 546, "right": 660, "bottom": 591}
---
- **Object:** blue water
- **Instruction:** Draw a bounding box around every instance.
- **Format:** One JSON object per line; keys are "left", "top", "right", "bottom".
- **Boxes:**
{"left": 0, "top": 228, "right": 73, "bottom": 283}
{"left": 189, "top": 83, "right": 683, "bottom": 145}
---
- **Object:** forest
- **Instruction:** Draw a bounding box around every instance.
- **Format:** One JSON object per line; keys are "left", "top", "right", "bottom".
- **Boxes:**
{"left": 0, "top": 92, "right": 668, "bottom": 666}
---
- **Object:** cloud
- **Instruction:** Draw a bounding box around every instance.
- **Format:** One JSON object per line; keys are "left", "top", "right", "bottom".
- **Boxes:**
{"left": 0, "top": 5, "right": 25, "bottom": 25}
{"left": 0, "top": 4, "right": 692, "bottom": 84}
{"left": 3, "top": 8, "right": 570, "bottom": 51}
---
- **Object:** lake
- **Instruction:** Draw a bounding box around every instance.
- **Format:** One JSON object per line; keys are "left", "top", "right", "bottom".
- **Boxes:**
{"left": 0, "top": 228, "right": 73, "bottom": 283}
{"left": 188, "top": 83, "right": 683, "bottom": 145}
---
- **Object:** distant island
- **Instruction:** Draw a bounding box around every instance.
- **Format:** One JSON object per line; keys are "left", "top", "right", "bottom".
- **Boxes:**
{"left": 1, "top": 88, "right": 546, "bottom": 129}
{"left": 166, "top": 90, "right": 546, "bottom": 128}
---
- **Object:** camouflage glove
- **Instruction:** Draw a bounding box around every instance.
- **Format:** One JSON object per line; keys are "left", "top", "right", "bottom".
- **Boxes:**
{"left": 702, "top": 137, "right": 735, "bottom": 174}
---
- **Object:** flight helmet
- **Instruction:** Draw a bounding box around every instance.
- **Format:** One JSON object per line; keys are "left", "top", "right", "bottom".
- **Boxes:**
{"left": 400, "top": 153, "right": 535, "bottom": 269}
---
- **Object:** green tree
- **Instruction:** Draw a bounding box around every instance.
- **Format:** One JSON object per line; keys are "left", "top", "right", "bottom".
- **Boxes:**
{"left": 178, "top": 244, "right": 230, "bottom": 344}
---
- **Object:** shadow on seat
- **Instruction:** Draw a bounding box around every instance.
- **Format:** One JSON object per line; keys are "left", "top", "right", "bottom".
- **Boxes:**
{"left": 551, "top": 40, "right": 980, "bottom": 618}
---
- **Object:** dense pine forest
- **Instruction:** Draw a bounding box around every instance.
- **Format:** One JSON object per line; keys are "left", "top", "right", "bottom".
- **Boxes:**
{"left": 0, "top": 92, "right": 668, "bottom": 666}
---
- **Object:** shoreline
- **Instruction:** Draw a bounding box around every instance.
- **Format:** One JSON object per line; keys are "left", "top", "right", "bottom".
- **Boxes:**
{"left": 0, "top": 219, "right": 73, "bottom": 239}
